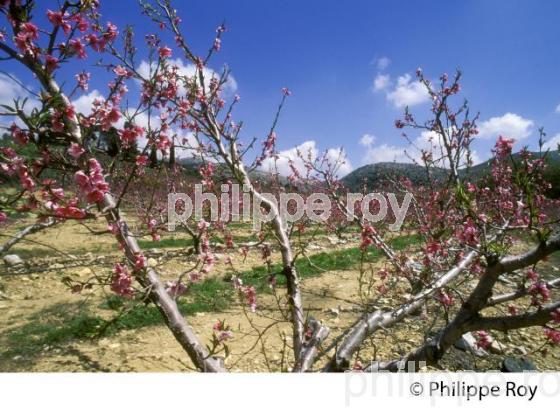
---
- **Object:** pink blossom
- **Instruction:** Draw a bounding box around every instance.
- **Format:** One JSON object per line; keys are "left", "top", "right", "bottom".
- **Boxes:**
{"left": 74, "top": 159, "right": 109, "bottom": 204}
{"left": 508, "top": 305, "right": 519, "bottom": 316}
{"left": 213, "top": 38, "right": 221, "bottom": 51}
{"left": 113, "top": 65, "right": 131, "bottom": 78}
{"left": 85, "top": 33, "right": 105, "bottom": 52}
{"left": 108, "top": 223, "right": 121, "bottom": 236}
{"left": 475, "top": 331, "right": 492, "bottom": 350}
{"left": 45, "top": 55, "right": 59, "bottom": 72}
{"left": 71, "top": 14, "right": 89, "bottom": 32}
{"left": 544, "top": 328, "right": 560, "bottom": 346}
{"left": 21, "top": 22, "right": 39, "bottom": 40}
{"left": 75, "top": 72, "right": 91, "bottom": 91}
{"left": 218, "top": 330, "right": 232, "bottom": 342}
{"left": 54, "top": 206, "right": 86, "bottom": 219}
{"left": 165, "top": 280, "right": 187, "bottom": 298}
{"left": 69, "top": 39, "right": 87, "bottom": 59}
{"left": 47, "top": 10, "right": 71, "bottom": 34}
{"left": 378, "top": 268, "right": 389, "bottom": 280}
{"left": 18, "top": 166, "right": 35, "bottom": 191}
{"left": 525, "top": 269, "right": 539, "bottom": 282}
{"left": 14, "top": 23, "right": 39, "bottom": 54}
{"left": 232, "top": 276, "right": 257, "bottom": 312}
{"left": 197, "top": 219, "right": 210, "bottom": 231}
{"left": 135, "top": 154, "right": 149, "bottom": 169}
{"left": 456, "top": 218, "right": 479, "bottom": 246}
{"left": 156, "top": 135, "right": 171, "bottom": 151}
{"left": 111, "top": 263, "right": 134, "bottom": 298}
{"left": 199, "top": 163, "right": 215, "bottom": 187}
{"left": 104, "top": 22, "right": 119, "bottom": 42}
{"left": 551, "top": 309, "right": 560, "bottom": 324}
{"left": 67, "top": 143, "right": 85, "bottom": 159}
{"left": 0, "top": 211, "right": 6, "bottom": 223}
{"left": 158, "top": 46, "right": 172, "bottom": 59}
{"left": 119, "top": 125, "right": 144, "bottom": 147}
{"left": 494, "top": 136, "right": 515, "bottom": 159}
{"left": 11, "top": 124, "right": 29, "bottom": 145}
{"left": 92, "top": 104, "right": 122, "bottom": 131}
{"left": 436, "top": 289, "right": 454, "bottom": 308}
{"left": 528, "top": 281, "right": 550, "bottom": 306}
{"left": 360, "top": 225, "right": 377, "bottom": 250}
{"left": 134, "top": 254, "right": 147, "bottom": 271}
{"left": 352, "top": 361, "right": 364, "bottom": 371}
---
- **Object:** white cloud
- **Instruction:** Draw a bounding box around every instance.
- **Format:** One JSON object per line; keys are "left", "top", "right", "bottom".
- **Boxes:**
{"left": 477, "top": 113, "right": 533, "bottom": 140}
{"left": 385, "top": 73, "right": 430, "bottom": 108}
{"left": 326, "top": 147, "right": 353, "bottom": 176}
{"left": 359, "top": 134, "right": 376, "bottom": 147}
{"left": 72, "top": 89, "right": 103, "bottom": 116}
{"left": 362, "top": 143, "right": 407, "bottom": 163}
{"left": 373, "top": 74, "right": 390, "bottom": 92}
{"left": 376, "top": 56, "right": 391, "bottom": 70}
{"left": 360, "top": 130, "right": 483, "bottom": 167}
{"left": 0, "top": 73, "right": 30, "bottom": 106}
{"left": 555, "top": 104, "right": 560, "bottom": 114}
{"left": 137, "top": 58, "right": 237, "bottom": 95}
{"left": 260, "top": 140, "right": 353, "bottom": 177}
{"left": 0, "top": 73, "right": 39, "bottom": 126}
{"left": 543, "top": 133, "right": 560, "bottom": 151}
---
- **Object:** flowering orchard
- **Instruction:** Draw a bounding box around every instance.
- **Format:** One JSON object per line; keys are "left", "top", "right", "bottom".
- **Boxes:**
{"left": 1, "top": 0, "right": 560, "bottom": 372}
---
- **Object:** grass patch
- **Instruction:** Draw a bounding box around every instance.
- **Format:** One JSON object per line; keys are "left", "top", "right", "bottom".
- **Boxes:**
{"left": 1, "top": 303, "right": 106, "bottom": 361}
{"left": 240, "top": 233, "right": 421, "bottom": 291}
{"left": 138, "top": 236, "right": 193, "bottom": 250}
{"left": 1, "top": 278, "right": 233, "bottom": 363}
{"left": 0, "top": 233, "right": 420, "bottom": 365}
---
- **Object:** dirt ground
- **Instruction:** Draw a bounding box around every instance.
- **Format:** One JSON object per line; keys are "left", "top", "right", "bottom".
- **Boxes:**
{"left": 1, "top": 219, "right": 559, "bottom": 372}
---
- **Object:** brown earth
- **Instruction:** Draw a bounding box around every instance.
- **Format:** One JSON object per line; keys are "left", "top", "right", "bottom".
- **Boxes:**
{"left": 1, "top": 219, "right": 559, "bottom": 372}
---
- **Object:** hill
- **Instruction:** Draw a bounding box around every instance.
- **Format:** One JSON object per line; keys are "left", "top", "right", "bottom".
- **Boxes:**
{"left": 341, "top": 151, "right": 560, "bottom": 197}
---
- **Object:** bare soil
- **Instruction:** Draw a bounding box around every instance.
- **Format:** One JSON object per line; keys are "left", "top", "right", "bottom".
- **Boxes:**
{"left": 1, "top": 219, "right": 559, "bottom": 372}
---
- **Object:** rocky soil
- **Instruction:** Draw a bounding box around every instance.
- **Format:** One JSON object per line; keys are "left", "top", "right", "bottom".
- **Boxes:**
{"left": 1, "top": 220, "right": 559, "bottom": 372}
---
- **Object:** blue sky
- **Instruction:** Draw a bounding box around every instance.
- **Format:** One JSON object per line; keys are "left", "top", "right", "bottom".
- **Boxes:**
{"left": 2, "top": 0, "right": 560, "bottom": 174}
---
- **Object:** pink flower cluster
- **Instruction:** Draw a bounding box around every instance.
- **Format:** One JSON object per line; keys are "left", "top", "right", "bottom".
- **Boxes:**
{"left": 544, "top": 328, "right": 560, "bottom": 346}
{"left": 528, "top": 281, "right": 551, "bottom": 306}
{"left": 199, "top": 163, "right": 215, "bottom": 188}
{"left": 455, "top": 218, "right": 479, "bottom": 246}
{"left": 85, "top": 22, "right": 118, "bottom": 53}
{"left": 134, "top": 254, "right": 147, "bottom": 271}
{"left": 67, "top": 143, "right": 85, "bottom": 159}
{"left": 212, "top": 320, "right": 233, "bottom": 342}
{"left": 87, "top": 100, "right": 121, "bottom": 131}
{"left": 75, "top": 72, "right": 91, "bottom": 91}
{"left": 119, "top": 125, "right": 145, "bottom": 147}
{"left": 232, "top": 276, "right": 257, "bottom": 312}
{"left": 493, "top": 136, "right": 515, "bottom": 159}
{"left": 165, "top": 280, "right": 187, "bottom": 298}
{"left": 14, "top": 22, "right": 39, "bottom": 55}
{"left": 74, "top": 159, "right": 109, "bottom": 204}
{"left": 47, "top": 9, "right": 71, "bottom": 34}
{"left": 360, "top": 225, "right": 377, "bottom": 250}
{"left": 436, "top": 288, "right": 454, "bottom": 308}
{"left": 475, "top": 330, "right": 492, "bottom": 350}
{"left": 11, "top": 124, "right": 30, "bottom": 145}
{"left": 111, "top": 263, "right": 134, "bottom": 298}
